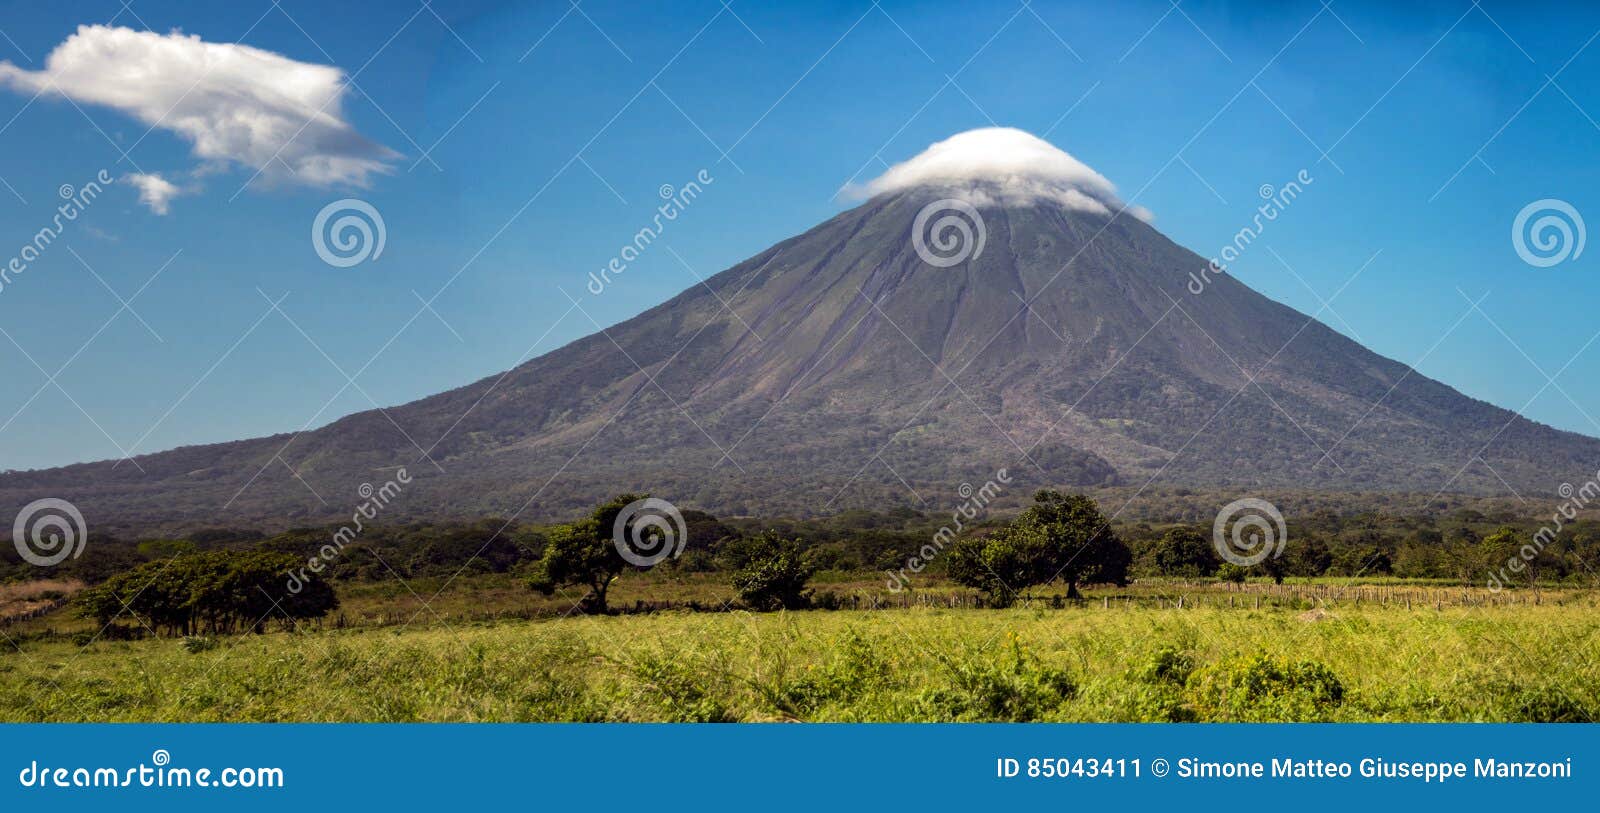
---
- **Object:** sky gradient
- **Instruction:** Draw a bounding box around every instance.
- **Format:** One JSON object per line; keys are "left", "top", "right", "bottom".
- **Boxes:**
{"left": 0, "top": 0, "right": 1597, "bottom": 476}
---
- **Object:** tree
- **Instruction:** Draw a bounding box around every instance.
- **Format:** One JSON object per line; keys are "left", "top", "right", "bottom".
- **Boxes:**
{"left": 731, "top": 532, "right": 814, "bottom": 610}
{"left": 948, "top": 490, "right": 1131, "bottom": 606}
{"left": 525, "top": 494, "right": 647, "bottom": 613}
{"left": 947, "top": 525, "right": 1045, "bottom": 608}
{"left": 1259, "top": 549, "right": 1288, "bottom": 584}
{"left": 1394, "top": 543, "right": 1443, "bottom": 579}
{"left": 1346, "top": 546, "right": 1393, "bottom": 576}
{"left": 1289, "top": 536, "right": 1333, "bottom": 577}
{"left": 1150, "top": 527, "right": 1219, "bottom": 578}
{"left": 1479, "top": 526, "right": 1557, "bottom": 588}
{"left": 1441, "top": 527, "right": 1482, "bottom": 585}
{"left": 1021, "top": 491, "right": 1132, "bottom": 598}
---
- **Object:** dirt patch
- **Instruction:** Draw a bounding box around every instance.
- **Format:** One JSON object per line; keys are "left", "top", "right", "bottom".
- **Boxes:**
{"left": 0, "top": 579, "right": 84, "bottom": 623}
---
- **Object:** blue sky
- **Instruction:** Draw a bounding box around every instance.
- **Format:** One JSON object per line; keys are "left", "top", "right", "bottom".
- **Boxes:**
{"left": 0, "top": 0, "right": 1597, "bottom": 472}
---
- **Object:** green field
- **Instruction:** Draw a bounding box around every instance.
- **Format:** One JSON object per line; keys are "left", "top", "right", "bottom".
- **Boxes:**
{"left": 4, "top": 588, "right": 1596, "bottom": 722}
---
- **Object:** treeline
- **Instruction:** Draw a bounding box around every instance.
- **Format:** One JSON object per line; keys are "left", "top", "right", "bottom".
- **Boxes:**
{"left": 0, "top": 521, "right": 551, "bottom": 586}
{"left": 0, "top": 510, "right": 900, "bottom": 586}
{"left": 7, "top": 494, "right": 1598, "bottom": 601}
{"left": 1123, "top": 519, "right": 1600, "bottom": 585}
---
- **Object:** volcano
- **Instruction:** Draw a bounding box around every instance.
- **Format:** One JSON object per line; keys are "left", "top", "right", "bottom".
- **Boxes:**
{"left": 4, "top": 128, "right": 1594, "bottom": 533}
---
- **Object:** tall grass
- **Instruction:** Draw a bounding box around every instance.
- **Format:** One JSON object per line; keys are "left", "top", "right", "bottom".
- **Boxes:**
{"left": 2, "top": 600, "right": 1596, "bottom": 722}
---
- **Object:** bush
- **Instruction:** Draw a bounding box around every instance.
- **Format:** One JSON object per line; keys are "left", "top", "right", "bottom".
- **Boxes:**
{"left": 921, "top": 635, "right": 1077, "bottom": 721}
{"left": 755, "top": 629, "right": 890, "bottom": 718}
{"left": 1494, "top": 682, "right": 1593, "bottom": 722}
{"left": 1136, "top": 644, "right": 1196, "bottom": 686}
{"left": 1115, "top": 642, "right": 1200, "bottom": 721}
{"left": 1187, "top": 652, "right": 1345, "bottom": 721}
{"left": 180, "top": 636, "right": 218, "bottom": 654}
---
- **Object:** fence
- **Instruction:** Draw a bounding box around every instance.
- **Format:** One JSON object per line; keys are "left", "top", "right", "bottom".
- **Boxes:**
{"left": 0, "top": 597, "right": 69, "bottom": 628}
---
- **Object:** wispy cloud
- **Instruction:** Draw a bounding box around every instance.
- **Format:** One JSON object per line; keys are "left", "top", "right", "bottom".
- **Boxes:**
{"left": 124, "top": 172, "right": 181, "bottom": 215}
{"left": 0, "top": 25, "right": 398, "bottom": 190}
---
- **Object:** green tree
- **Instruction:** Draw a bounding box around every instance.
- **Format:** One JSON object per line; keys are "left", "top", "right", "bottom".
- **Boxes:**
{"left": 947, "top": 525, "right": 1046, "bottom": 608}
{"left": 1331, "top": 545, "right": 1392, "bottom": 577}
{"left": 1150, "top": 527, "right": 1219, "bottom": 578}
{"left": 1393, "top": 545, "right": 1440, "bottom": 579}
{"left": 1259, "top": 550, "right": 1288, "bottom": 584}
{"left": 525, "top": 494, "right": 646, "bottom": 613}
{"left": 731, "top": 532, "right": 814, "bottom": 610}
{"left": 1441, "top": 527, "right": 1482, "bottom": 585}
{"left": 948, "top": 490, "right": 1130, "bottom": 605}
{"left": 1480, "top": 526, "right": 1538, "bottom": 588}
{"left": 1289, "top": 536, "right": 1333, "bottom": 577}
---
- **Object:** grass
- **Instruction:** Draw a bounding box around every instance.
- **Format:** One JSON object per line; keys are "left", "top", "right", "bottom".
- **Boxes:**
{"left": 3, "top": 596, "right": 1598, "bottom": 722}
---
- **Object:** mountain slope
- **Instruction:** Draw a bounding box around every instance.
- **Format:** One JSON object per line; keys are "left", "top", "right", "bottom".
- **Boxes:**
{"left": 3, "top": 185, "right": 1594, "bottom": 533}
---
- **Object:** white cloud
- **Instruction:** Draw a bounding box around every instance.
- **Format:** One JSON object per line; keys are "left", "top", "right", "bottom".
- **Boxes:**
{"left": 124, "top": 172, "right": 181, "bottom": 214}
{"left": 0, "top": 25, "right": 398, "bottom": 189}
{"left": 849, "top": 127, "right": 1152, "bottom": 222}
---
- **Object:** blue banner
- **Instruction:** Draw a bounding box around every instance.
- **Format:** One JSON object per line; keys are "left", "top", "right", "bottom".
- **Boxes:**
{"left": 1, "top": 724, "right": 1591, "bottom": 809}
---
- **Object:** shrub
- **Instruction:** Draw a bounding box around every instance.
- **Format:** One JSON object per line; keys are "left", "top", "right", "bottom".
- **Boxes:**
{"left": 1114, "top": 642, "right": 1201, "bottom": 721}
{"left": 180, "top": 636, "right": 218, "bottom": 654}
{"left": 1187, "top": 652, "right": 1345, "bottom": 721}
{"left": 757, "top": 629, "right": 890, "bottom": 718}
{"left": 922, "top": 635, "right": 1077, "bottom": 721}
{"left": 1494, "top": 682, "right": 1593, "bottom": 722}
{"left": 1136, "top": 644, "right": 1196, "bottom": 686}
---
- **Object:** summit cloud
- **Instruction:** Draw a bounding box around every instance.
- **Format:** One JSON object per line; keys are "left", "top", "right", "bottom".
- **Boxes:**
{"left": 848, "top": 127, "right": 1151, "bottom": 222}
